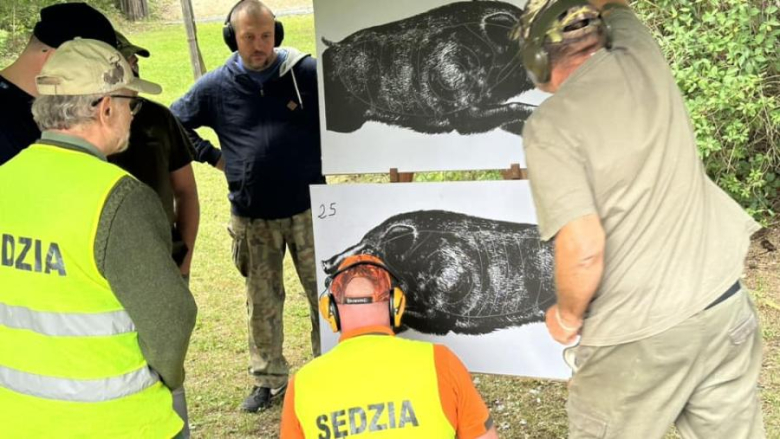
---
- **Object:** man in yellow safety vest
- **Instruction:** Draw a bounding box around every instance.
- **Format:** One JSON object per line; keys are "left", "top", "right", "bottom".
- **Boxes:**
{"left": 280, "top": 254, "right": 499, "bottom": 439}
{"left": 0, "top": 38, "right": 197, "bottom": 438}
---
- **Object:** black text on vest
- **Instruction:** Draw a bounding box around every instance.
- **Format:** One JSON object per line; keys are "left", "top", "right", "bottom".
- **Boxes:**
{"left": 315, "top": 400, "right": 419, "bottom": 438}
{"left": 1, "top": 234, "right": 67, "bottom": 276}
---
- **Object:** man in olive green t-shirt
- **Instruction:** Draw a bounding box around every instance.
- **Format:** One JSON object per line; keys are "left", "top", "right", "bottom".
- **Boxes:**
{"left": 515, "top": 1, "right": 764, "bottom": 438}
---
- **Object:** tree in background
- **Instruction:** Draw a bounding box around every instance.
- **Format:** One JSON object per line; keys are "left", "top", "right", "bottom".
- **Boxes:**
{"left": 116, "top": 0, "right": 149, "bottom": 20}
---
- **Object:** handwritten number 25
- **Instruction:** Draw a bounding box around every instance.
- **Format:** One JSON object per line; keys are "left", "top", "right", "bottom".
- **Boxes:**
{"left": 318, "top": 203, "right": 337, "bottom": 219}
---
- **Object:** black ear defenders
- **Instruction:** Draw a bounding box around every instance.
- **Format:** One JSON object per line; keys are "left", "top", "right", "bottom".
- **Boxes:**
{"left": 319, "top": 258, "right": 407, "bottom": 333}
{"left": 222, "top": 0, "right": 285, "bottom": 53}
{"left": 521, "top": 0, "right": 612, "bottom": 84}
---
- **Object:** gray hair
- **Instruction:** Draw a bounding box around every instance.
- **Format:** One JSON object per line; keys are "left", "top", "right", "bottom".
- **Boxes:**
{"left": 545, "top": 26, "right": 606, "bottom": 69}
{"left": 31, "top": 93, "right": 104, "bottom": 131}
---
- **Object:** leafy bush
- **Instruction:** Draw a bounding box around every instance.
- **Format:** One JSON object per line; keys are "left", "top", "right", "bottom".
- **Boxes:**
{"left": 635, "top": 0, "right": 780, "bottom": 223}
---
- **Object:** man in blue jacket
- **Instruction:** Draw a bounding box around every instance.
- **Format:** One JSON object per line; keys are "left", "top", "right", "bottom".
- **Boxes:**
{"left": 170, "top": 0, "right": 325, "bottom": 413}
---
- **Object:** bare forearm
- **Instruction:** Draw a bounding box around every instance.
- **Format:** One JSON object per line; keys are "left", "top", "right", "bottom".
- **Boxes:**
{"left": 553, "top": 214, "right": 605, "bottom": 323}
{"left": 555, "top": 249, "right": 603, "bottom": 321}
{"left": 171, "top": 165, "right": 200, "bottom": 275}
{"left": 175, "top": 196, "right": 199, "bottom": 275}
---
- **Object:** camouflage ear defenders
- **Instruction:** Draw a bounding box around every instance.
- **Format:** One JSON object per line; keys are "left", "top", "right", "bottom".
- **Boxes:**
{"left": 512, "top": 0, "right": 608, "bottom": 84}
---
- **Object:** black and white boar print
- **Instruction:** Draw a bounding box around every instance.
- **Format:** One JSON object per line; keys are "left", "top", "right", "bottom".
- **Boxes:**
{"left": 321, "top": 1, "right": 536, "bottom": 136}
{"left": 322, "top": 210, "right": 555, "bottom": 335}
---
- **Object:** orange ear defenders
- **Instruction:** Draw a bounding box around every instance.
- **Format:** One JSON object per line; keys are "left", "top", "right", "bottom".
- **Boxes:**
{"left": 319, "top": 254, "right": 407, "bottom": 332}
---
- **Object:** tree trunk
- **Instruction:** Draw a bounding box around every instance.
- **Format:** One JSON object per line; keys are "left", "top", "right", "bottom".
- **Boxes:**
{"left": 180, "top": 0, "right": 207, "bottom": 80}
{"left": 116, "top": 0, "right": 149, "bottom": 21}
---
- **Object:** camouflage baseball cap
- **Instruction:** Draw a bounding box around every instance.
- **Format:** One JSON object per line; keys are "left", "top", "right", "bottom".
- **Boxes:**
{"left": 116, "top": 31, "right": 150, "bottom": 59}
{"left": 513, "top": 0, "right": 602, "bottom": 44}
{"left": 36, "top": 38, "right": 161, "bottom": 96}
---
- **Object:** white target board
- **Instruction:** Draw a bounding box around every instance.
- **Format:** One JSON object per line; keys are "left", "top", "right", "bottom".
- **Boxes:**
{"left": 311, "top": 180, "right": 570, "bottom": 379}
{"left": 314, "top": 0, "right": 550, "bottom": 175}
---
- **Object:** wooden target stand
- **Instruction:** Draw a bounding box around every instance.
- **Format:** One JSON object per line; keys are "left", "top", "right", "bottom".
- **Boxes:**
{"left": 389, "top": 164, "right": 527, "bottom": 182}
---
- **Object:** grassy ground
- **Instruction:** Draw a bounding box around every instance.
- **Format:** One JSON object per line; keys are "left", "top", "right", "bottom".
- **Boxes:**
{"left": 2, "top": 13, "right": 776, "bottom": 438}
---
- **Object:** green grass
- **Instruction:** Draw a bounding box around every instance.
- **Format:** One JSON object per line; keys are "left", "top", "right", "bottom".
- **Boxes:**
{"left": 6, "top": 14, "right": 774, "bottom": 438}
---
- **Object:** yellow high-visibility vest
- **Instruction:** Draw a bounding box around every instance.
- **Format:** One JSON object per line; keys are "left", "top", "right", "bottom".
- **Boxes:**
{"left": 294, "top": 334, "right": 456, "bottom": 438}
{"left": 0, "top": 144, "right": 183, "bottom": 438}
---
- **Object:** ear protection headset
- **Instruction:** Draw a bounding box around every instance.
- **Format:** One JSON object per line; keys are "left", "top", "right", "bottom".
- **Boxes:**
{"left": 319, "top": 256, "right": 407, "bottom": 333}
{"left": 521, "top": 0, "right": 613, "bottom": 84}
{"left": 223, "top": 0, "right": 285, "bottom": 53}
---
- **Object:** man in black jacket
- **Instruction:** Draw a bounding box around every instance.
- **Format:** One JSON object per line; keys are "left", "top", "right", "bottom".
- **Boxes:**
{"left": 171, "top": 0, "right": 324, "bottom": 413}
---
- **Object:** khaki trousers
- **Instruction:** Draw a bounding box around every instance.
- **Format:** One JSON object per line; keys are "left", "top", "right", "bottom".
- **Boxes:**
{"left": 228, "top": 209, "right": 320, "bottom": 388}
{"left": 567, "top": 290, "right": 764, "bottom": 439}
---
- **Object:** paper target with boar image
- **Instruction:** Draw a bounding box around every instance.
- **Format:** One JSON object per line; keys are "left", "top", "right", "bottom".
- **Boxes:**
{"left": 314, "top": 0, "right": 550, "bottom": 175}
{"left": 311, "top": 181, "right": 570, "bottom": 379}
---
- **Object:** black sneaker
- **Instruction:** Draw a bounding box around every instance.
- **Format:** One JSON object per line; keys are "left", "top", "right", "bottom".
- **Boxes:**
{"left": 240, "top": 383, "right": 287, "bottom": 413}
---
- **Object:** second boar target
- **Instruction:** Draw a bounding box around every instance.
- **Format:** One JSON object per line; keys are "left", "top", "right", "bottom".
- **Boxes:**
{"left": 314, "top": 0, "right": 550, "bottom": 175}
{"left": 311, "top": 181, "right": 570, "bottom": 379}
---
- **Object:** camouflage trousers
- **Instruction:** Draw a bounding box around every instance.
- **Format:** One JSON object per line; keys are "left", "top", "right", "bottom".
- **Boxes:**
{"left": 228, "top": 210, "right": 321, "bottom": 388}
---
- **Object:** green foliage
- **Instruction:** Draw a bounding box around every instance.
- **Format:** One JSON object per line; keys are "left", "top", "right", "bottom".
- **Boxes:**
{"left": 635, "top": 0, "right": 780, "bottom": 223}
{"left": 0, "top": 0, "right": 120, "bottom": 59}
{"left": 414, "top": 170, "right": 503, "bottom": 182}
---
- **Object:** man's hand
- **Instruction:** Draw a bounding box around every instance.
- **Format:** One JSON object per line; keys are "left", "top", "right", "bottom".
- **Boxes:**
{"left": 545, "top": 304, "right": 582, "bottom": 345}
{"left": 216, "top": 156, "right": 225, "bottom": 171}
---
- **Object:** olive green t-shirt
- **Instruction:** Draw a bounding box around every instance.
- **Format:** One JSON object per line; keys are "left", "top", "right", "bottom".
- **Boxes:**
{"left": 522, "top": 7, "right": 761, "bottom": 346}
{"left": 110, "top": 99, "right": 195, "bottom": 226}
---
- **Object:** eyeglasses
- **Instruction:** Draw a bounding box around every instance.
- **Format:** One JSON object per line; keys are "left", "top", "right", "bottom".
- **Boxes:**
{"left": 91, "top": 94, "right": 143, "bottom": 116}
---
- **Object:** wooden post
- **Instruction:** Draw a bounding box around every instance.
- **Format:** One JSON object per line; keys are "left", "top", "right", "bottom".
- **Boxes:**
{"left": 501, "top": 163, "right": 528, "bottom": 180}
{"left": 389, "top": 168, "right": 414, "bottom": 183}
{"left": 180, "top": 0, "right": 207, "bottom": 80}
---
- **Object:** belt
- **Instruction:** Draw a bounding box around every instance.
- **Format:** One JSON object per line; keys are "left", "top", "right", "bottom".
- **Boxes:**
{"left": 704, "top": 280, "right": 741, "bottom": 311}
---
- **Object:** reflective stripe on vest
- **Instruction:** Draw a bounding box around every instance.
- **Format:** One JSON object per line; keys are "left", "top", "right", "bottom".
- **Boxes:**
{"left": 0, "top": 364, "right": 159, "bottom": 402}
{"left": 0, "top": 302, "right": 135, "bottom": 337}
{"left": 294, "top": 335, "right": 455, "bottom": 439}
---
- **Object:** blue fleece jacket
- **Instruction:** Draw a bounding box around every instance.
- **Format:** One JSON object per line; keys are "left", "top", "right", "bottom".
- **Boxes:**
{"left": 171, "top": 49, "right": 325, "bottom": 220}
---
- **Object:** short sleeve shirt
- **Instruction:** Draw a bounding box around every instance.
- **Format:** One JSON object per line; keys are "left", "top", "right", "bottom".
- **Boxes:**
{"left": 522, "top": 7, "right": 760, "bottom": 346}
{"left": 109, "top": 99, "right": 195, "bottom": 227}
{"left": 0, "top": 75, "right": 40, "bottom": 165}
